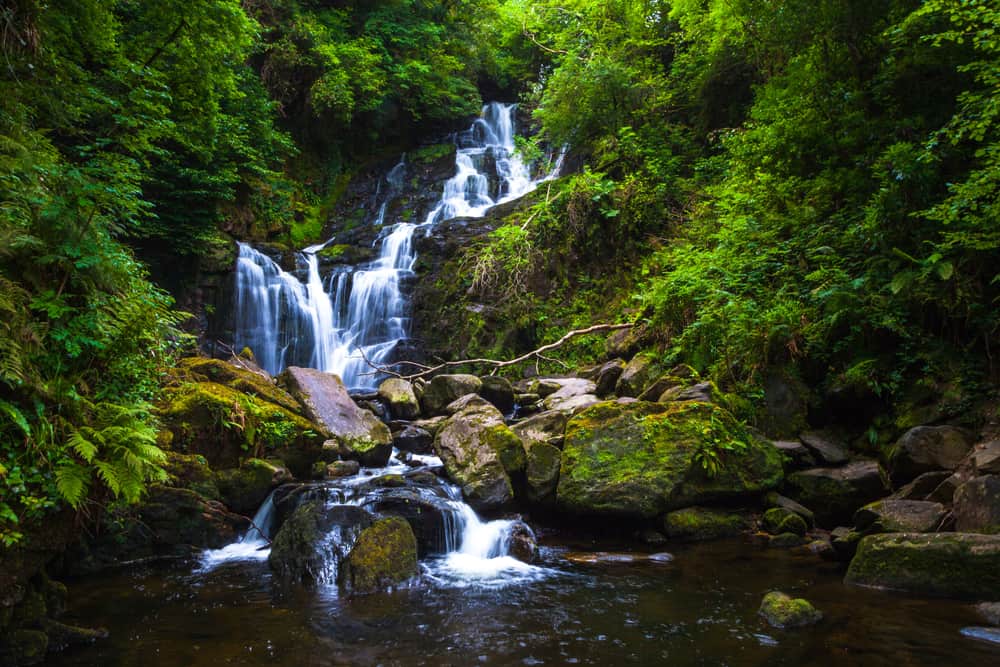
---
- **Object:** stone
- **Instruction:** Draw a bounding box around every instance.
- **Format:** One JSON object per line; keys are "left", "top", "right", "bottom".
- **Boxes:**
{"left": 279, "top": 367, "right": 393, "bottom": 467}
{"left": 326, "top": 460, "right": 361, "bottom": 478}
{"left": 393, "top": 424, "right": 433, "bottom": 454}
{"left": 174, "top": 356, "right": 300, "bottom": 412}
{"left": 412, "top": 416, "right": 448, "bottom": 438}
{"left": 377, "top": 378, "right": 420, "bottom": 420}
{"left": 830, "top": 526, "right": 864, "bottom": 560}
{"left": 891, "top": 471, "right": 953, "bottom": 500}
{"left": 636, "top": 376, "right": 680, "bottom": 402}
{"left": 846, "top": 533, "right": 1000, "bottom": 599}
{"left": 162, "top": 451, "right": 220, "bottom": 500}
{"left": 954, "top": 475, "right": 1000, "bottom": 534}
{"left": 563, "top": 552, "right": 674, "bottom": 566}
{"left": 975, "top": 601, "right": 1000, "bottom": 626}
{"left": 662, "top": 507, "right": 747, "bottom": 541}
{"left": 341, "top": 517, "right": 418, "bottom": 594}
{"left": 364, "top": 488, "right": 457, "bottom": 555}
{"left": 511, "top": 410, "right": 568, "bottom": 450}
{"left": 420, "top": 374, "right": 483, "bottom": 416}
{"left": 853, "top": 499, "right": 947, "bottom": 534}
{"left": 432, "top": 403, "right": 520, "bottom": 510}
{"left": 444, "top": 393, "right": 494, "bottom": 415}
{"left": 758, "top": 591, "right": 823, "bottom": 628}
{"left": 763, "top": 508, "right": 808, "bottom": 536}
{"left": 615, "top": 352, "right": 664, "bottom": 398}
{"left": 42, "top": 620, "right": 109, "bottom": 652}
{"left": 764, "top": 492, "right": 815, "bottom": 527}
{"left": 0, "top": 629, "right": 48, "bottom": 665}
{"left": 134, "top": 485, "right": 249, "bottom": 549}
{"left": 785, "top": 460, "right": 886, "bottom": 526}
{"left": 545, "top": 393, "right": 601, "bottom": 415}
{"left": 969, "top": 441, "right": 1000, "bottom": 475}
{"left": 927, "top": 472, "right": 966, "bottom": 504}
{"left": 770, "top": 532, "right": 807, "bottom": 548}
{"left": 556, "top": 401, "right": 783, "bottom": 518}
{"left": 269, "top": 501, "right": 374, "bottom": 583}
{"left": 541, "top": 378, "right": 597, "bottom": 408}
{"left": 594, "top": 359, "right": 626, "bottom": 397}
{"left": 660, "top": 382, "right": 717, "bottom": 405}
{"left": 525, "top": 441, "right": 562, "bottom": 504}
{"left": 508, "top": 521, "right": 538, "bottom": 563}
{"left": 214, "top": 459, "right": 291, "bottom": 515}
{"left": 479, "top": 376, "right": 516, "bottom": 415}
{"left": 888, "top": 425, "right": 974, "bottom": 484}
{"left": 799, "top": 431, "right": 849, "bottom": 465}
{"left": 529, "top": 378, "right": 563, "bottom": 398}
{"left": 771, "top": 441, "right": 816, "bottom": 470}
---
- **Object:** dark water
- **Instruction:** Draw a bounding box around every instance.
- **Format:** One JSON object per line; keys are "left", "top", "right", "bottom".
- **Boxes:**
{"left": 47, "top": 536, "right": 998, "bottom": 666}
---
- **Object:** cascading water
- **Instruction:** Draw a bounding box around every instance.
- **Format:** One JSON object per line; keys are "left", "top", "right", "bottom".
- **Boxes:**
{"left": 231, "top": 102, "right": 563, "bottom": 388}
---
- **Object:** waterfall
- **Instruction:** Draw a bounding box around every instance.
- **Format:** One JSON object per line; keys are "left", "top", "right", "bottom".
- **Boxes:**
{"left": 231, "top": 102, "right": 563, "bottom": 387}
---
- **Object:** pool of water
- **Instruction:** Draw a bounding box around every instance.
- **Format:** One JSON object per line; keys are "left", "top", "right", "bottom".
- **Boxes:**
{"left": 48, "top": 535, "right": 999, "bottom": 666}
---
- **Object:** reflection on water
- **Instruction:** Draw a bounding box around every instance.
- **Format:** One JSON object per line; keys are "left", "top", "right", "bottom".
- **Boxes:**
{"left": 48, "top": 537, "right": 999, "bottom": 666}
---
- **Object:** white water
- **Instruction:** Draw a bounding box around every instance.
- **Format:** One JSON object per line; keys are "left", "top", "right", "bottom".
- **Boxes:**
{"left": 231, "top": 102, "right": 564, "bottom": 388}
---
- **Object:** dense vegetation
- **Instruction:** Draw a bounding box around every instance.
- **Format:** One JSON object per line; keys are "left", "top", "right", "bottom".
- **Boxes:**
{"left": 1, "top": 0, "right": 998, "bottom": 545}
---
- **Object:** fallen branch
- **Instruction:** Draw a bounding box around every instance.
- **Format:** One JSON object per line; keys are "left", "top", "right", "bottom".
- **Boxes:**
{"left": 356, "top": 323, "right": 634, "bottom": 381}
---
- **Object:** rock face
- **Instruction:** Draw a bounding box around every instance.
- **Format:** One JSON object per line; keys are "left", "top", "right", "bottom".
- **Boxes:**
{"left": 393, "top": 425, "right": 433, "bottom": 454}
{"left": 268, "top": 501, "right": 374, "bottom": 583}
{"left": 759, "top": 591, "right": 823, "bottom": 628}
{"left": 888, "top": 425, "right": 974, "bottom": 484}
{"left": 785, "top": 461, "right": 886, "bottom": 526}
{"left": 662, "top": 507, "right": 747, "bottom": 541}
{"left": 420, "top": 374, "right": 483, "bottom": 416}
{"left": 377, "top": 378, "right": 420, "bottom": 420}
{"left": 853, "top": 499, "right": 947, "bottom": 534}
{"left": 846, "top": 533, "right": 1000, "bottom": 599}
{"left": 556, "top": 401, "right": 783, "bottom": 518}
{"left": 341, "top": 517, "right": 418, "bottom": 594}
{"left": 953, "top": 475, "right": 1000, "bottom": 533}
{"left": 432, "top": 402, "right": 521, "bottom": 510}
{"left": 279, "top": 367, "right": 392, "bottom": 467}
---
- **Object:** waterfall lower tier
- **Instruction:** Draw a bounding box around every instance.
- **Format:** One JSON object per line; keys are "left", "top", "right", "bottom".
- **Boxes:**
{"left": 230, "top": 102, "right": 564, "bottom": 387}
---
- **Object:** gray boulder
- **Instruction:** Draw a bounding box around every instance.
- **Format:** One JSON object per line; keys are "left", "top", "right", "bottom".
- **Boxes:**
{"left": 888, "top": 425, "right": 974, "bottom": 484}
{"left": 378, "top": 378, "right": 420, "bottom": 420}
{"left": 954, "top": 475, "right": 1000, "bottom": 534}
{"left": 615, "top": 352, "right": 664, "bottom": 398}
{"left": 479, "top": 376, "right": 516, "bottom": 415}
{"left": 785, "top": 460, "right": 886, "bottom": 526}
{"left": 853, "top": 499, "right": 947, "bottom": 533}
{"left": 594, "top": 359, "right": 626, "bottom": 397}
{"left": 420, "top": 374, "right": 483, "bottom": 416}
{"left": 799, "top": 431, "right": 849, "bottom": 465}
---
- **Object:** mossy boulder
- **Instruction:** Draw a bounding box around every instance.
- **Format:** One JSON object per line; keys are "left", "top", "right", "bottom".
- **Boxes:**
{"left": 853, "top": 499, "right": 948, "bottom": 534}
{"left": 615, "top": 352, "right": 665, "bottom": 398}
{"left": 378, "top": 378, "right": 420, "bottom": 420}
{"left": 845, "top": 533, "right": 1000, "bottom": 599}
{"left": 524, "top": 441, "right": 562, "bottom": 504}
{"left": 268, "top": 501, "right": 374, "bottom": 583}
{"left": 511, "top": 410, "right": 568, "bottom": 450}
{"left": 954, "top": 475, "right": 1000, "bottom": 534}
{"left": 887, "top": 425, "right": 974, "bottom": 485}
{"left": 759, "top": 591, "right": 823, "bottom": 628}
{"left": 662, "top": 507, "right": 748, "bottom": 541}
{"left": 341, "top": 517, "right": 418, "bottom": 594}
{"left": 279, "top": 367, "right": 392, "bottom": 467}
{"left": 479, "top": 375, "right": 516, "bottom": 415}
{"left": 172, "top": 357, "right": 300, "bottom": 411}
{"left": 159, "top": 380, "right": 324, "bottom": 472}
{"left": 785, "top": 461, "right": 887, "bottom": 527}
{"left": 557, "top": 401, "right": 783, "bottom": 518}
{"left": 432, "top": 403, "right": 521, "bottom": 510}
{"left": 162, "top": 451, "right": 220, "bottom": 500}
{"left": 763, "top": 508, "right": 809, "bottom": 536}
{"left": 215, "top": 459, "right": 292, "bottom": 515}
{"left": 420, "top": 374, "right": 483, "bottom": 416}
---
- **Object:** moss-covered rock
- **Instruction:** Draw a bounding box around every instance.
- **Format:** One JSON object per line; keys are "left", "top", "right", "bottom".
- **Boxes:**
{"left": 887, "top": 425, "right": 974, "bottom": 485}
{"left": 615, "top": 352, "right": 665, "bottom": 398}
{"left": 853, "top": 499, "right": 948, "bottom": 534}
{"left": 420, "top": 374, "right": 483, "bottom": 416}
{"left": 0, "top": 629, "right": 48, "bottom": 665}
{"left": 215, "top": 459, "right": 291, "bottom": 515}
{"left": 662, "top": 507, "right": 748, "bottom": 541}
{"left": 378, "top": 378, "right": 421, "bottom": 420}
{"left": 954, "top": 475, "right": 1000, "bottom": 534}
{"left": 845, "top": 533, "right": 1000, "bottom": 599}
{"left": 525, "top": 441, "right": 562, "bottom": 504}
{"left": 173, "top": 357, "right": 301, "bottom": 413}
{"left": 557, "top": 401, "right": 783, "bottom": 518}
{"left": 162, "top": 451, "right": 220, "bottom": 500}
{"left": 785, "top": 461, "right": 887, "bottom": 527}
{"left": 341, "top": 517, "right": 418, "bottom": 594}
{"left": 758, "top": 591, "right": 823, "bottom": 628}
{"left": 268, "top": 501, "right": 374, "bottom": 583}
{"left": 763, "top": 508, "right": 808, "bottom": 536}
{"left": 479, "top": 375, "right": 515, "bottom": 415}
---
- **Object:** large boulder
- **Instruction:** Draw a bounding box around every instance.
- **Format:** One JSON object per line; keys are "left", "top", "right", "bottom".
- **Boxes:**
{"left": 214, "top": 458, "right": 292, "bottom": 515}
{"left": 888, "top": 425, "right": 974, "bottom": 485}
{"left": 594, "top": 359, "right": 626, "bottom": 397}
{"left": 279, "top": 367, "right": 392, "bottom": 467}
{"left": 479, "top": 376, "right": 516, "bottom": 415}
{"left": 614, "top": 352, "right": 665, "bottom": 398}
{"left": 524, "top": 441, "right": 562, "bottom": 504}
{"left": 541, "top": 379, "right": 598, "bottom": 412}
{"left": 363, "top": 487, "right": 457, "bottom": 555}
{"left": 954, "top": 475, "right": 1000, "bottom": 534}
{"left": 420, "top": 374, "right": 483, "bottom": 416}
{"left": 511, "top": 410, "right": 568, "bottom": 450}
{"left": 845, "top": 533, "right": 1000, "bottom": 599}
{"left": 377, "top": 378, "right": 420, "bottom": 420}
{"left": 556, "top": 401, "right": 783, "bottom": 518}
{"left": 853, "top": 499, "right": 947, "bottom": 534}
{"left": 785, "top": 461, "right": 886, "bottom": 526}
{"left": 798, "top": 431, "right": 849, "bottom": 465}
{"left": 967, "top": 441, "right": 1000, "bottom": 475}
{"left": 268, "top": 501, "right": 374, "bottom": 583}
{"left": 432, "top": 403, "right": 521, "bottom": 510}
{"left": 662, "top": 507, "right": 748, "bottom": 541}
{"left": 392, "top": 424, "right": 434, "bottom": 454}
{"left": 341, "top": 517, "right": 418, "bottom": 594}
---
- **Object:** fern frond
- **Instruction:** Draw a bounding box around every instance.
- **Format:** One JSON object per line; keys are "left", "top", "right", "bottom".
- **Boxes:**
{"left": 55, "top": 463, "right": 91, "bottom": 508}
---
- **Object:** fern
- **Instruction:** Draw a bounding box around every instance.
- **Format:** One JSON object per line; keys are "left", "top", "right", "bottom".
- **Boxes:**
{"left": 55, "top": 463, "right": 91, "bottom": 508}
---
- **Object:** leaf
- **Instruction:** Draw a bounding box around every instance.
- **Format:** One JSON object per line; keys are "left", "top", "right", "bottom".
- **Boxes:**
{"left": 936, "top": 261, "right": 954, "bottom": 280}
{"left": 0, "top": 399, "right": 30, "bottom": 437}
{"left": 55, "top": 464, "right": 91, "bottom": 508}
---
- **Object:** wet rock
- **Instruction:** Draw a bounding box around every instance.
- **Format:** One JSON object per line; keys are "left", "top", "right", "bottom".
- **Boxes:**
{"left": 845, "top": 533, "right": 1000, "bottom": 599}
{"left": 771, "top": 441, "right": 816, "bottom": 470}
{"left": 365, "top": 488, "right": 455, "bottom": 555}
{"left": 444, "top": 393, "right": 494, "bottom": 415}
{"left": 326, "top": 460, "right": 361, "bottom": 478}
{"left": 968, "top": 441, "right": 1000, "bottom": 475}
{"left": 557, "top": 401, "right": 783, "bottom": 518}
{"left": 269, "top": 501, "right": 374, "bottom": 583}
{"left": 432, "top": 403, "right": 520, "bottom": 510}
{"left": 615, "top": 352, "right": 664, "bottom": 398}
{"left": 830, "top": 526, "right": 864, "bottom": 560}
{"left": 759, "top": 591, "right": 822, "bottom": 628}
{"left": 785, "top": 460, "right": 886, "bottom": 526}
{"left": 215, "top": 459, "right": 292, "bottom": 515}
{"left": 524, "top": 441, "right": 562, "bottom": 504}
{"left": 378, "top": 378, "right": 420, "bottom": 420}
{"left": 975, "top": 601, "right": 1000, "bottom": 626}
{"left": 853, "top": 499, "right": 947, "bottom": 534}
{"left": 799, "top": 431, "right": 849, "bottom": 465}
{"left": 594, "top": 359, "right": 626, "bottom": 397}
{"left": 508, "top": 521, "right": 538, "bottom": 563}
{"left": 479, "top": 376, "right": 515, "bottom": 415}
{"left": 891, "top": 471, "right": 953, "bottom": 500}
{"left": 420, "top": 374, "right": 483, "bottom": 416}
{"left": 764, "top": 492, "right": 815, "bottom": 527}
{"left": 511, "top": 410, "right": 568, "bottom": 450}
{"left": 953, "top": 475, "right": 1000, "bottom": 533}
{"left": 888, "top": 425, "right": 974, "bottom": 485}
{"left": 662, "top": 507, "right": 748, "bottom": 541}
{"left": 763, "top": 508, "right": 808, "bottom": 536}
{"left": 545, "top": 393, "right": 601, "bottom": 415}
{"left": 563, "top": 552, "right": 674, "bottom": 566}
{"left": 341, "top": 517, "right": 418, "bottom": 595}
{"left": 393, "top": 424, "right": 433, "bottom": 454}
{"left": 279, "top": 367, "right": 392, "bottom": 467}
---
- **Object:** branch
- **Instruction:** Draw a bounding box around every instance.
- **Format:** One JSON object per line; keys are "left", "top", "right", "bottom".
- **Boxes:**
{"left": 357, "top": 323, "right": 634, "bottom": 381}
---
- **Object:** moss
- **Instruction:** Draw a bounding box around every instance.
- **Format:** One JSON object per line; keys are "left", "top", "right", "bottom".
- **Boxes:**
{"left": 173, "top": 357, "right": 302, "bottom": 413}
{"left": 162, "top": 451, "right": 220, "bottom": 500}
{"left": 317, "top": 244, "right": 351, "bottom": 260}
{"left": 411, "top": 143, "right": 456, "bottom": 164}
{"left": 214, "top": 459, "right": 286, "bottom": 514}
{"left": 342, "top": 517, "right": 418, "bottom": 595}
{"left": 662, "top": 507, "right": 747, "bottom": 541}
{"left": 483, "top": 424, "right": 526, "bottom": 475}
{"left": 526, "top": 441, "right": 562, "bottom": 503}
{"left": 763, "top": 508, "right": 808, "bottom": 536}
{"left": 759, "top": 591, "right": 822, "bottom": 628}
